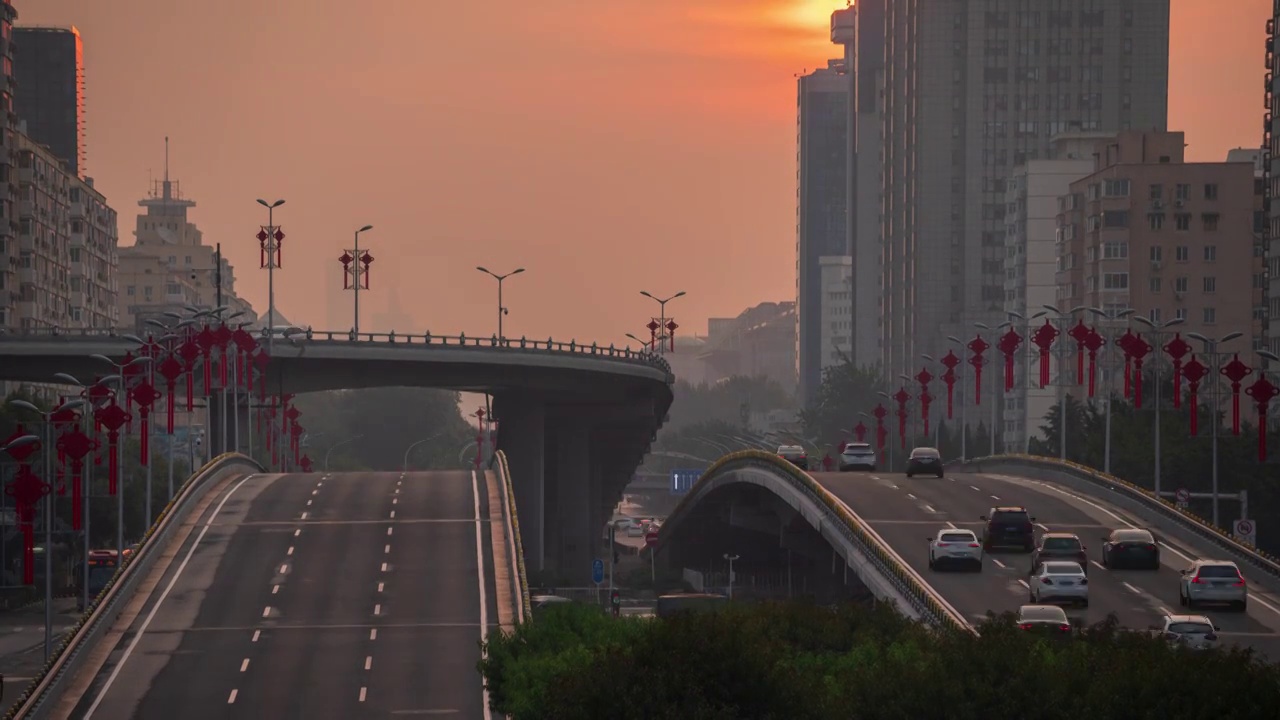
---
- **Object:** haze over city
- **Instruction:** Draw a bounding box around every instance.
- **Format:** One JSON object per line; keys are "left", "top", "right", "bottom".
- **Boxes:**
{"left": 18, "top": 0, "right": 1268, "bottom": 343}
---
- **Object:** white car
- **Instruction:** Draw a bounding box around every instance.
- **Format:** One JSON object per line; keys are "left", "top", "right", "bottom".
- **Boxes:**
{"left": 927, "top": 529, "right": 983, "bottom": 571}
{"left": 1158, "top": 614, "right": 1220, "bottom": 650}
{"left": 838, "top": 443, "right": 877, "bottom": 471}
{"left": 1028, "top": 561, "right": 1089, "bottom": 607}
{"left": 1179, "top": 560, "right": 1248, "bottom": 611}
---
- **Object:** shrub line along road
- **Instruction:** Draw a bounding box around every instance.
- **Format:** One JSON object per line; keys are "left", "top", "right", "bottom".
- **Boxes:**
{"left": 810, "top": 469, "right": 1280, "bottom": 658}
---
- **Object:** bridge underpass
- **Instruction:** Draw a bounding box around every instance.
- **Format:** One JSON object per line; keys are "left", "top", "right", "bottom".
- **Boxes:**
{"left": 659, "top": 483, "right": 872, "bottom": 604}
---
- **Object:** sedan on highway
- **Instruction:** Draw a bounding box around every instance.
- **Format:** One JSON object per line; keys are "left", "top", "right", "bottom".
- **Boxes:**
{"left": 1017, "top": 604, "right": 1073, "bottom": 637}
{"left": 1158, "top": 614, "right": 1220, "bottom": 651}
{"left": 927, "top": 529, "right": 983, "bottom": 571}
{"left": 1028, "top": 561, "right": 1089, "bottom": 607}
{"left": 1101, "top": 528, "right": 1160, "bottom": 569}
{"left": 1031, "top": 533, "right": 1089, "bottom": 575}
{"left": 838, "top": 442, "right": 877, "bottom": 471}
{"left": 980, "top": 506, "right": 1037, "bottom": 552}
{"left": 777, "top": 445, "right": 808, "bottom": 469}
{"left": 904, "top": 447, "right": 943, "bottom": 478}
{"left": 1179, "top": 560, "right": 1248, "bottom": 611}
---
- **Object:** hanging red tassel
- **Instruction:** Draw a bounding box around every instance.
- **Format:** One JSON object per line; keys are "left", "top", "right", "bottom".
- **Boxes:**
{"left": 1220, "top": 354, "right": 1252, "bottom": 436}
{"left": 1083, "top": 328, "right": 1104, "bottom": 398}
{"left": 997, "top": 329, "right": 1022, "bottom": 393}
{"left": 1163, "top": 334, "right": 1191, "bottom": 410}
{"left": 968, "top": 335, "right": 989, "bottom": 406}
{"left": 1182, "top": 356, "right": 1208, "bottom": 436}
{"left": 1245, "top": 375, "right": 1278, "bottom": 462}
{"left": 94, "top": 401, "right": 131, "bottom": 495}
{"left": 57, "top": 427, "right": 95, "bottom": 531}
{"left": 1031, "top": 320, "right": 1059, "bottom": 389}
{"left": 1129, "top": 334, "right": 1152, "bottom": 410}
{"left": 9, "top": 464, "right": 49, "bottom": 585}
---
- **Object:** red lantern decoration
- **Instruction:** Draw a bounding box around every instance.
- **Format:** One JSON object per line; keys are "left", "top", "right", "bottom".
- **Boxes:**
{"left": 665, "top": 319, "right": 678, "bottom": 352}
{"left": 1031, "top": 320, "right": 1060, "bottom": 389}
{"left": 915, "top": 367, "right": 933, "bottom": 436}
{"left": 359, "top": 252, "right": 374, "bottom": 290}
{"left": 1182, "top": 355, "right": 1208, "bottom": 436}
{"left": 1244, "top": 374, "right": 1279, "bottom": 462}
{"left": 339, "top": 251, "right": 354, "bottom": 289}
{"left": 213, "top": 323, "right": 234, "bottom": 389}
{"left": 1083, "top": 328, "right": 1105, "bottom": 398}
{"left": 1163, "top": 333, "right": 1192, "bottom": 410}
{"left": 892, "top": 387, "right": 911, "bottom": 449}
{"left": 1128, "top": 334, "right": 1152, "bottom": 410}
{"left": 1067, "top": 321, "right": 1090, "bottom": 386}
{"left": 997, "top": 328, "right": 1023, "bottom": 393}
{"left": 178, "top": 336, "right": 201, "bottom": 411}
{"left": 1116, "top": 331, "right": 1137, "bottom": 399}
{"left": 967, "top": 335, "right": 990, "bottom": 405}
{"left": 128, "top": 380, "right": 163, "bottom": 464}
{"left": 853, "top": 422, "right": 867, "bottom": 443}
{"left": 56, "top": 427, "right": 96, "bottom": 531}
{"left": 233, "top": 328, "right": 258, "bottom": 390}
{"left": 195, "top": 325, "right": 217, "bottom": 393}
{"left": 253, "top": 350, "right": 271, "bottom": 401}
{"left": 94, "top": 400, "right": 131, "bottom": 495}
{"left": 6, "top": 465, "right": 50, "bottom": 585}
{"left": 1219, "top": 354, "right": 1252, "bottom": 436}
{"left": 50, "top": 403, "right": 79, "bottom": 496}
{"left": 871, "top": 404, "right": 888, "bottom": 452}
{"left": 939, "top": 351, "right": 961, "bottom": 419}
{"left": 157, "top": 354, "right": 183, "bottom": 434}
{"left": 646, "top": 319, "right": 660, "bottom": 347}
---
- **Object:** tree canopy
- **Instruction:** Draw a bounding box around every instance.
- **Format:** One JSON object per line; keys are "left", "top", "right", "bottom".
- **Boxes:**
{"left": 666, "top": 376, "right": 795, "bottom": 432}
{"left": 801, "top": 362, "right": 886, "bottom": 448}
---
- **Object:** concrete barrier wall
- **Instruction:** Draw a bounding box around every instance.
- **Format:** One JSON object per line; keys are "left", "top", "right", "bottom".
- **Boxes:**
{"left": 494, "top": 451, "right": 531, "bottom": 623}
{"left": 8, "top": 453, "right": 264, "bottom": 720}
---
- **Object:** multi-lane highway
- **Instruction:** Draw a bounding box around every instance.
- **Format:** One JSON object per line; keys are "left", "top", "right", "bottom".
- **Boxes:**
{"left": 813, "top": 469, "right": 1280, "bottom": 659}
{"left": 56, "top": 469, "right": 505, "bottom": 719}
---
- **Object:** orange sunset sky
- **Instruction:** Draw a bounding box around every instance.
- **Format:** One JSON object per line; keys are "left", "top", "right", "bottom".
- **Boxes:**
{"left": 18, "top": 0, "right": 1272, "bottom": 345}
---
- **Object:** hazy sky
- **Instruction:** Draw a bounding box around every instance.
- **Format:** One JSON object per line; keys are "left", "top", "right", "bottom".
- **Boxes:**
{"left": 19, "top": 0, "right": 1271, "bottom": 346}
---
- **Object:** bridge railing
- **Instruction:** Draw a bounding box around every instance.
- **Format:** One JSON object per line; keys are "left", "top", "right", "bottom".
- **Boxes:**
{"left": 493, "top": 450, "right": 531, "bottom": 623}
{"left": 7, "top": 453, "right": 264, "bottom": 720}
{"left": 954, "top": 454, "right": 1280, "bottom": 581}
{"left": 659, "top": 450, "right": 972, "bottom": 634}
{"left": 0, "top": 327, "right": 673, "bottom": 377}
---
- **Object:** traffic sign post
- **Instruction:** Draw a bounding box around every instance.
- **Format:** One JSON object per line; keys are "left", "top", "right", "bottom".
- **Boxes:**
{"left": 592, "top": 558, "right": 605, "bottom": 608}
{"left": 1233, "top": 519, "right": 1257, "bottom": 547}
{"left": 1175, "top": 487, "right": 1190, "bottom": 511}
{"left": 645, "top": 531, "right": 659, "bottom": 589}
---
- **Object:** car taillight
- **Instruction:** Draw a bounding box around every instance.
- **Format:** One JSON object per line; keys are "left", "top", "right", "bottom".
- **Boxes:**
{"left": 1019, "top": 623, "right": 1033, "bottom": 630}
{"left": 968, "top": 543, "right": 981, "bottom": 548}
{"left": 1058, "top": 624, "right": 1071, "bottom": 632}
{"left": 1233, "top": 576, "right": 1245, "bottom": 587}
{"left": 1041, "top": 578, "right": 1053, "bottom": 584}
{"left": 1191, "top": 576, "right": 1203, "bottom": 584}
{"left": 1147, "top": 544, "right": 1157, "bottom": 551}
{"left": 936, "top": 542, "right": 949, "bottom": 547}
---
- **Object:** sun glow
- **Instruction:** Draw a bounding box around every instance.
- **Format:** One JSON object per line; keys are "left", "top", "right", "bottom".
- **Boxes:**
{"left": 777, "top": 0, "right": 850, "bottom": 29}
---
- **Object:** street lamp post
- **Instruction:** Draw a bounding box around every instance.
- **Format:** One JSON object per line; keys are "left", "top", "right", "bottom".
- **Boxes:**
{"left": 1187, "top": 330, "right": 1244, "bottom": 528}
{"left": 1133, "top": 315, "right": 1185, "bottom": 499}
{"left": 1087, "top": 306, "right": 1136, "bottom": 474}
{"left": 639, "top": 290, "right": 686, "bottom": 355}
{"left": 947, "top": 336, "right": 968, "bottom": 460}
{"left": 255, "top": 199, "right": 285, "bottom": 354}
{"left": 351, "top": 225, "right": 374, "bottom": 335}
{"left": 877, "top": 390, "right": 895, "bottom": 471}
{"left": 920, "top": 355, "right": 942, "bottom": 448}
{"left": 974, "top": 321, "right": 1013, "bottom": 457}
{"left": 324, "top": 434, "right": 365, "bottom": 472}
{"left": 476, "top": 267, "right": 525, "bottom": 341}
{"left": 402, "top": 433, "right": 445, "bottom": 472}
{"left": 1042, "top": 305, "right": 1087, "bottom": 461}
{"left": 723, "top": 553, "right": 739, "bottom": 600}
{"left": 625, "top": 333, "right": 654, "bottom": 352}
{"left": 91, "top": 352, "right": 152, "bottom": 559}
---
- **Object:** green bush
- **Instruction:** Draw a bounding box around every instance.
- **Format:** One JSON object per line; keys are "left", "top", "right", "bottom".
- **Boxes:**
{"left": 479, "top": 602, "right": 1280, "bottom": 720}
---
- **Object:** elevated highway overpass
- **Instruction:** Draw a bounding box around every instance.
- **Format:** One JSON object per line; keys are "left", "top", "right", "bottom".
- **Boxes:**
{"left": 656, "top": 451, "right": 1280, "bottom": 658}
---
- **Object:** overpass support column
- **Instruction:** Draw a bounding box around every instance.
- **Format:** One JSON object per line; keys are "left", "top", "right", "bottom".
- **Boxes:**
{"left": 550, "top": 420, "right": 592, "bottom": 584}
{"left": 495, "top": 397, "right": 546, "bottom": 572}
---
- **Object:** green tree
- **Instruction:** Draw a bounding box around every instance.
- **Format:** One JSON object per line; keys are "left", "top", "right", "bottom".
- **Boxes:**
{"left": 666, "top": 376, "right": 795, "bottom": 432}
{"left": 801, "top": 362, "right": 886, "bottom": 447}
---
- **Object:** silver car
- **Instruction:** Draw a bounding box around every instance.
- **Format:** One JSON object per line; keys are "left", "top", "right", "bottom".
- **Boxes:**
{"left": 1179, "top": 560, "right": 1248, "bottom": 611}
{"left": 1159, "top": 614, "right": 1220, "bottom": 650}
{"left": 1028, "top": 561, "right": 1089, "bottom": 606}
{"left": 927, "top": 529, "right": 984, "bottom": 571}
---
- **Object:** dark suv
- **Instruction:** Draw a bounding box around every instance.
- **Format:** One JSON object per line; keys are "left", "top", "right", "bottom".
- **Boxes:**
{"left": 980, "top": 506, "right": 1037, "bottom": 552}
{"left": 1031, "top": 533, "right": 1088, "bottom": 574}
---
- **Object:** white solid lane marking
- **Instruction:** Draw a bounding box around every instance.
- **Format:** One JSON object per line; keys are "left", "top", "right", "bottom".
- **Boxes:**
{"left": 262, "top": 607, "right": 271, "bottom": 618}
{"left": 906, "top": 493, "right": 917, "bottom": 500}
{"left": 923, "top": 505, "right": 936, "bottom": 513}
{"left": 364, "top": 656, "right": 372, "bottom": 670}
{"left": 970, "top": 485, "right": 981, "bottom": 492}
{"left": 84, "top": 474, "right": 256, "bottom": 719}
{"left": 240, "top": 658, "right": 250, "bottom": 672}
{"left": 990, "top": 495, "right": 1000, "bottom": 500}
{"left": 272, "top": 585, "right": 279, "bottom": 595}
{"left": 991, "top": 558, "right": 1006, "bottom": 569}
{"left": 1123, "top": 582, "right": 1143, "bottom": 595}
{"left": 473, "top": 470, "right": 494, "bottom": 720}
{"left": 359, "top": 687, "right": 367, "bottom": 702}
{"left": 370, "top": 628, "right": 377, "bottom": 640}
{"left": 887, "top": 484, "right": 899, "bottom": 490}
{"left": 374, "top": 604, "right": 382, "bottom": 616}
{"left": 1091, "top": 560, "right": 1106, "bottom": 571}
{"left": 228, "top": 689, "right": 238, "bottom": 704}
{"left": 287, "top": 546, "right": 294, "bottom": 556}
{"left": 377, "top": 582, "right": 384, "bottom": 593}
{"left": 251, "top": 630, "right": 261, "bottom": 643}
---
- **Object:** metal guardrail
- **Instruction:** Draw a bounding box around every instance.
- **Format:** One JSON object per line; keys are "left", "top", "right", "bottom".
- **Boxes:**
{"left": 7, "top": 452, "right": 265, "bottom": 720}
{"left": 657, "top": 450, "right": 973, "bottom": 634}
{"left": 493, "top": 450, "right": 531, "bottom": 623}
{"left": 0, "top": 327, "right": 673, "bottom": 378}
{"left": 956, "top": 454, "right": 1280, "bottom": 581}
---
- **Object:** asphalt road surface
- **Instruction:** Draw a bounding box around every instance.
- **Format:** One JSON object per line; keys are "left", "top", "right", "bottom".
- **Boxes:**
{"left": 812, "top": 469, "right": 1280, "bottom": 660}
{"left": 70, "top": 469, "right": 499, "bottom": 719}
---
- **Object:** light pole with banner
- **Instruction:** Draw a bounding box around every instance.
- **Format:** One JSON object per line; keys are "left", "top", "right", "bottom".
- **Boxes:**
{"left": 255, "top": 198, "right": 285, "bottom": 353}
{"left": 639, "top": 290, "right": 686, "bottom": 354}
{"left": 476, "top": 266, "right": 525, "bottom": 341}
{"left": 1087, "top": 306, "right": 1136, "bottom": 474}
{"left": 1132, "top": 314, "right": 1184, "bottom": 499}
{"left": 1186, "top": 330, "right": 1245, "bottom": 528}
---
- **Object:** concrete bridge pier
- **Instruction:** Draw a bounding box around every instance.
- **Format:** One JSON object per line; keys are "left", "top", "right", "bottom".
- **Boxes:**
{"left": 549, "top": 420, "right": 592, "bottom": 583}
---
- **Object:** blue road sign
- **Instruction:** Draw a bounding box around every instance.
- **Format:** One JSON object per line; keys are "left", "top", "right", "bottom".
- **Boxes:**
{"left": 592, "top": 558, "right": 605, "bottom": 585}
{"left": 670, "top": 468, "right": 702, "bottom": 495}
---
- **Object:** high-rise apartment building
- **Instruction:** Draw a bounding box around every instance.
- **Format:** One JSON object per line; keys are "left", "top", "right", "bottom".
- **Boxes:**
{"left": 12, "top": 26, "right": 84, "bottom": 175}
{"left": 875, "top": 1, "right": 1169, "bottom": 388}
{"left": 1264, "top": 4, "right": 1280, "bottom": 357}
{"left": 819, "top": 255, "right": 853, "bottom": 369}
{"left": 0, "top": 0, "right": 18, "bottom": 331}
{"left": 796, "top": 59, "right": 848, "bottom": 407}
{"left": 1055, "top": 131, "right": 1263, "bottom": 390}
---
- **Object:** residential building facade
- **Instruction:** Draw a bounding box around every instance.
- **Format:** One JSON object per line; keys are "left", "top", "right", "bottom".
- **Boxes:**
{"left": 0, "top": 0, "right": 18, "bottom": 331}
{"left": 698, "top": 302, "right": 798, "bottom": 395}
{"left": 1263, "top": 4, "right": 1280, "bottom": 356}
{"left": 819, "top": 255, "right": 853, "bottom": 371}
{"left": 796, "top": 59, "right": 848, "bottom": 407}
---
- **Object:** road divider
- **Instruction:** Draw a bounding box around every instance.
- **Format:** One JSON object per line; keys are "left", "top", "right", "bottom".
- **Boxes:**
{"left": 494, "top": 450, "right": 531, "bottom": 623}
{"left": 657, "top": 450, "right": 974, "bottom": 634}
{"left": 7, "top": 452, "right": 264, "bottom": 720}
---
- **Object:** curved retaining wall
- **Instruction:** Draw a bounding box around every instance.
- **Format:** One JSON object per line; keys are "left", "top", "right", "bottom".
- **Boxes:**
{"left": 955, "top": 454, "right": 1280, "bottom": 582}
{"left": 659, "top": 450, "right": 972, "bottom": 633}
{"left": 7, "top": 453, "right": 265, "bottom": 720}
{"left": 493, "top": 450, "right": 531, "bottom": 623}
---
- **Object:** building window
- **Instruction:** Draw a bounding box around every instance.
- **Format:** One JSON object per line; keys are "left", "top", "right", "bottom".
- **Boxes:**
{"left": 126, "top": 285, "right": 135, "bottom": 296}
{"left": 1202, "top": 213, "right": 1219, "bottom": 231}
{"left": 1103, "top": 211, "right": 1129, "bottom": 228}
{"left": 1103, "top": 179, "right": 1130, "bottom": 197}
{"left": 1203, "top": 307, "right": 1216, "bottom": 324}
{"left": 1148, "top": 213, "right": 1164, "bottom": 230}
{"left": 1204, "top": 183, "right": 1218, "bottom": 200}
{"left": 1149, "top": 308, "right": 1162, "bottom": 323}
{"left": 1175, "top": 214, "right": 1191, "bottom": 231}
{"left": 1149, "top": 277, "right": 1162, "bottom": 293}
{"left": 1103, "top": 241, "right": 1128, "bottom": 259}
{"left": 1175, "top": 184, "right": 1190, "bottom": 200}
{"left": 1175, "top": 246, "right": 1189, "bottom": 262}
{"left": 1149, "top": 246, "right": 1163, "bottom": 262}
{"left": 1174, "top": 276, "right": 1189, "bottom": 293}
{"left": 1175, "top": 307, "right": 1187, "bottom": 321}
{"left": 1202, "top": 276, "right": 1216, "bottom": 293}
{"left": 1203, "top": 245, "right": 1217, "bottom": 262}
{"left": 144, "top": 287, "right": 153, "bottom": 299}
{"left": 185, "top": 255, "right": 193, "bottom": 265}
{"left": 1103, "top": 273, "right": 1129, "bottom": 290}
{"left": 1149, "top": 184, "right": 1163, "bottom": 200}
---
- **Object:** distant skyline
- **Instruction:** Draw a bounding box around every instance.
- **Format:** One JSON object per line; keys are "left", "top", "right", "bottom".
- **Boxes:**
{"left": 17, "top": 0, "right": 1269, "bottom": 344}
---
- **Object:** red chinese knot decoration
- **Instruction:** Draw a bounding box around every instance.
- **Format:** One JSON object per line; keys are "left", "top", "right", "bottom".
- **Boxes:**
{"left": 665, "top": 319, "right": 678, "bottom": 352}
{"left": 128, "top": 380, "right": 163, "bottom": 464}
{"left": 56, "top": 427, "right": 96, "bottom": 531}
{"left": 6, "top": 465, "right": 49, "bottom": 585}
{"left": 1182, "top": 355, "right": 1208, "bottom": 436}
{"left": 853, "top": 422, "right": 867, "bottom": 443}
{"left": 1031, "top": 320, "right": 1060, "bottom": 389}
{"left": 940, "top": 350, "right": 961, "bottom": 419}
{"left": 915, "top": 367, "right": 933, "bottom": 437}
{"left": 967, "top": 335, "right": 990, "bottom": 405}
{"left": 997, "top": 328, "right": 1023, "bottom": 393}
{"left": 1219, "top": 354, "right": 1252, "bottom": 436}
{"left": 1067, "top": 321, "right": 1090, "bottom": 386}
{"left": 1128, "top": 334, "right": 1153, "bottom": 410}
{"left": 871, "top": 404, "right": 888, "bottom": 452}
{"left": 1163, "top": 334, "right": 1192, "bottom": 410}
{"left": 892, "top": 387, "right": 911, "bottom": 449}
{"left": 1082, "top": 328, "right": 1105, "bottom": 398}
{"left": 94, "top": 400, "right": 131, "bottom": 495}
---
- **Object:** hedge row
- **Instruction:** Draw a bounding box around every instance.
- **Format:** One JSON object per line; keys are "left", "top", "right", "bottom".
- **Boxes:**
{"left": 479, "top": 601, "right": 1280, "bottom": 720}
{"left": 657, "top": 450, "right": 966, "bottom": 631}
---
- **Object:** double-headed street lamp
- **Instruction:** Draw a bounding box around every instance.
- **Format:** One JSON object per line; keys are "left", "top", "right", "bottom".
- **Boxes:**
{"left": 625, "top": 333, "right": 654, "bottom": 352}
{"left": 476, "top": 266, "right": 525, "bottom": 341}
{"left": 1087, "top": 306, "right": 1136, "bottom": 474}
{"left": 351, "top": 224, "right": 374, "bottom": 336}
{"left": 946, "top": 336, "right": 968, "bottom": 460}
{"left": 1132, "top": 315, "right": 1185, "bottom": 499}
{"left": 1042, "top": 305, "right": 1087, "bottom": 461}
{"left": 255, "top": 198, "right": 285, "bottom": 353}
{"left": 402, "top": 432, "right": 446, "bottom": 472}
{"left": 640, "top": 290, "right": 686, "bottom": 354}
{"left": 1186, "top": 330, "right": 1244, "bottom": 528}
{"left": 90, "top": 352, "right": 153, "bottom": 559}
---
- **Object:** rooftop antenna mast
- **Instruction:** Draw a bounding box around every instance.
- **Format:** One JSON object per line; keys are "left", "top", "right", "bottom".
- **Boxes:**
{"left": 164, "top": 135, "right": 169, "bottom": 183}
